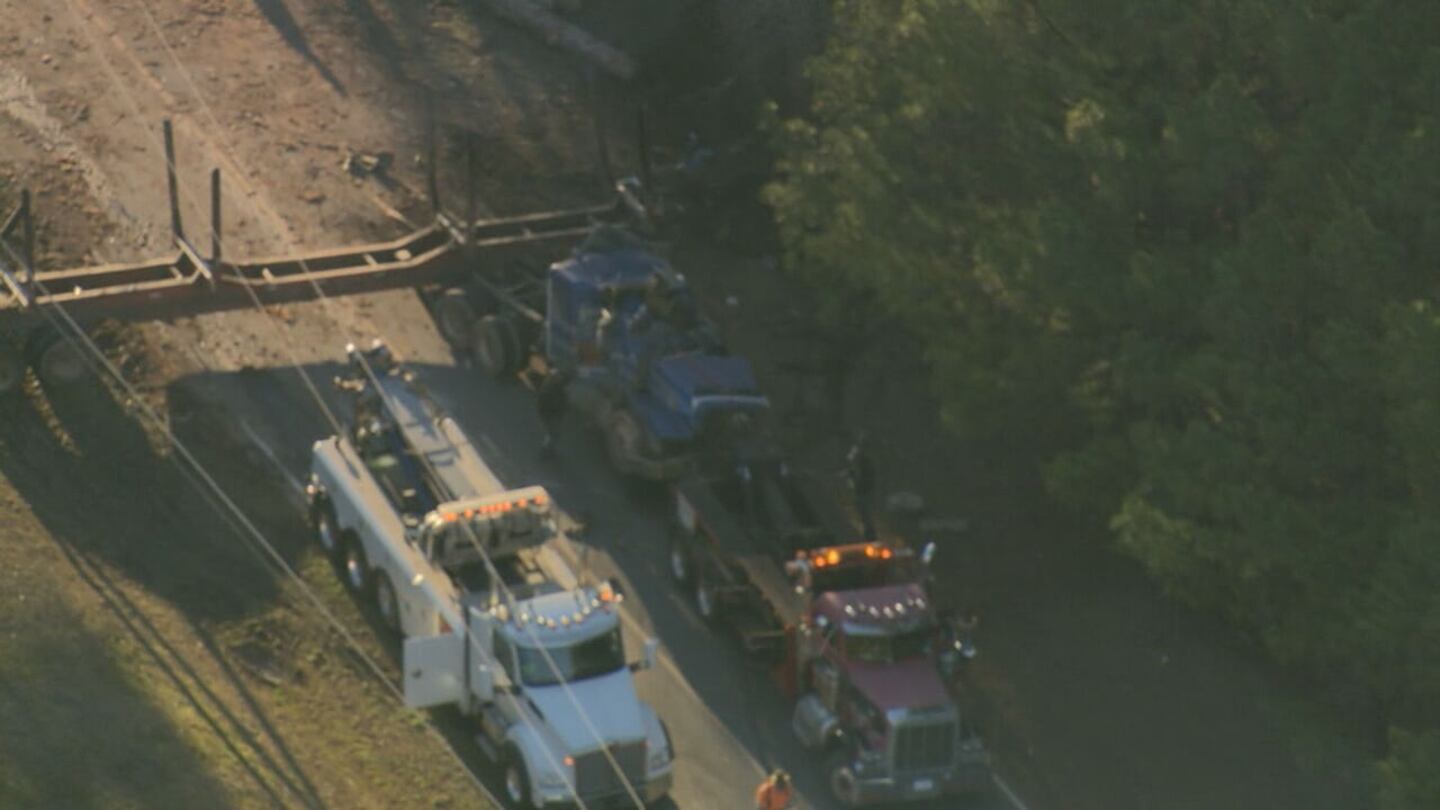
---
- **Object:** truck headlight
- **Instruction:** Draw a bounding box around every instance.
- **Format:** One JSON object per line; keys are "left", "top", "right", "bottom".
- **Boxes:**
{"left": 537, "top": 769, "right": 569, "bottom": 789}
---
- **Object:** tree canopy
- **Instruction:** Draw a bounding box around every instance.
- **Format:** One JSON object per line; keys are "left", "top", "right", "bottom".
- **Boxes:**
{"left": 764, "top": 1, "right": 1440, "bottom": 803}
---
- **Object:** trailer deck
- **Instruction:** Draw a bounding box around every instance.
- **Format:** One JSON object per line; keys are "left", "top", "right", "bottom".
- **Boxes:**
{"left": 0, "top": 119, "right": 640, "bottom": 392}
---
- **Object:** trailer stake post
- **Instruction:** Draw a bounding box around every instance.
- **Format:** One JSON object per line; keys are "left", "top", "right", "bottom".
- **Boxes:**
{"left": 20, "top": 189, "right": 35, "bottom": 291}
{"left": 636, "top": 104, "right": 654, "bottom": 196}
{"left": 210, "top": 168, "right": 222, "bottom": 263}
{"left": 465, "top": 133, "right": 477, "bottom": 228}
{"left": 426, "top": 97, "right": 441, "bottom": 218}
{"left": 163, "top": 119, "right": 184, "bottom": 242}
{"left": 589, "top": 68, "right": 615, "bottom": 191}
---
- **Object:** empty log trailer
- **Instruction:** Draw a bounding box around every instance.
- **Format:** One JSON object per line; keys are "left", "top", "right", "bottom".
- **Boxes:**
{"left": 0, "top": 120, "right": 646, "bottom": 393}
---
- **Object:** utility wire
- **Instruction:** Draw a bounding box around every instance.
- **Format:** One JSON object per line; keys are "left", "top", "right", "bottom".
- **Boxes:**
{"left": 57, "top": 1, "right": 653, "bottom": 805}
{"left": 128, "top": 3, "right": 653, "bottom": 803}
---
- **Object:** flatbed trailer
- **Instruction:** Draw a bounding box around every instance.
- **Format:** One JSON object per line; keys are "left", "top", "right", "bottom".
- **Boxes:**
{"left": 0, "top": 119, "right": 644, "bottom": 392}
{"left": 664, "top": 448, "right": 873, "bottom": 654}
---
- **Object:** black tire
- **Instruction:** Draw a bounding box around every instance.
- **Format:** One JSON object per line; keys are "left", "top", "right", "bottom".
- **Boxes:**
{"left": 28, "top": 327, "right": 88, "bottom": 387}
{"left": 502, "top": 746, "right": 532, "bottom": 809}
{"left": 826, "top": 749, "right": 861, "bottom": 807}
{"left": 374, "top": 571, "right": 402, "bottom": 634}
{"left": 693, "top": 571, "right": 722, "bottom": 624}
{"left": 432, "top": 287, "right": 477, "bottom": 349}
{"left": 499, "top": 314, "right": 526, "bottom": 371}
{"left": 507, "top": 313, "right": 537, "bottom": 359}
{"left": 473, "top": 315, "right": 514, "bottom": 378}
{"left": 310, "top": 497, "right": 343, "bottom": 561}
{"left": 0, "top": 345, "right": 23, "bottom": 395}
{"left": 340, "top": 533, "right": 371, "bottom": 596}
{"left": 667, "top": 525, "right": 694, "bottom": 586}
{"left": 604, "top": 408, "right": 641, "bottom": 475}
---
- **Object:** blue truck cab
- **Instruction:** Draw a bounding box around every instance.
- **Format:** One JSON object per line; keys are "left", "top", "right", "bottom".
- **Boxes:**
{"left": 544, "top": 227, "right": 768, "bottom": 479}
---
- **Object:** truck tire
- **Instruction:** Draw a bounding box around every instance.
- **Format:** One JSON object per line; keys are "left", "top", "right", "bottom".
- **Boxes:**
{"left": 374, "top": 571, "right": 401, "bottom": 634}
{"left": 0, "top": 347, "right": 23, "bottom": 395}
{"left": 502, "top": 745, "right": 533, "bottom": 809}
{"left": 667, "top": 526, "right": 694, "bottom": 586}
{"left": 432, "top": 287, "right": 477, "bottom": 350}
{"left": 604, "top": 408, "right": 641, "bottom": 476}
{"left": 28, "top": 328, "right": 88, "bottom": 387}
{"left": 310, "top": 497, "right": 343, "bottom": 561}
{"left": 340, "top": 533, "right": 372, "bottom": 596}
{"left": 499, "top": 315, "right": 526, "bottom": 370}
{"left": 826, "top": 749, "right": 861, "bottom": 807}
{"left": 473, "top": 315, "right": 515, "bottom": 378}
{"left": 693, "top": 571, "right": 722, "bottom": 624}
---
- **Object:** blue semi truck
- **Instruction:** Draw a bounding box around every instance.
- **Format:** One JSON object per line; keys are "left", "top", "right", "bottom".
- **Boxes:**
{"left": 431, "top": 186, "right": 769, "bottom": 482}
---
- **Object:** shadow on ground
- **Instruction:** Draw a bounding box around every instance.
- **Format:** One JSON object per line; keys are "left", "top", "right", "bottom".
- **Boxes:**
{"left": 0, "top": 593, "right": 238, "bottom": 808}
{"left": 0, "top": 375, "right": 329, "bottom": 808}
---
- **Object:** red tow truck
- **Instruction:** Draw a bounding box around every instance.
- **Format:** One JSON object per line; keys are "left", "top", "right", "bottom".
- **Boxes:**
{"left": 665, "top": 435, "right": 991, "bottom": 805}
{"left": 782, "top": 542, "right": 989, "bottom": 805}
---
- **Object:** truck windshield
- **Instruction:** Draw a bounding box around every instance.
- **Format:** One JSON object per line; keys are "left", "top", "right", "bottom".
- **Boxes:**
{"left": 516, "top": 627, "right": 626, "bottom": 686}
{"left": 845, "top": 624, "right": 933, "bottom": 664}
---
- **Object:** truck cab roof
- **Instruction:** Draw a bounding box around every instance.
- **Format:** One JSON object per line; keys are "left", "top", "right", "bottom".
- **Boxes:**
{"left": 552, "top": 235, "right": 672, "bottom": 291}
{"left": 653, "top": 353, "right": 763, "bottom": 406}
{"left": 815, "top": 582, "right": 932, "bottom": 632}
{"left": 501, "top": 586, "right": 623, "bottom": 645}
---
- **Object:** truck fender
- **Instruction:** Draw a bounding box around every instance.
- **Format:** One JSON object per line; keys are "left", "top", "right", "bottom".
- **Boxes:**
{"left": 674, "top": 489, "right": 696, "bottom": 534}
{"left": 504, "top": 724, "right": 567, "bottom": 803}
{"left": 641, "top": 703, "right": 674, "bottom": 772}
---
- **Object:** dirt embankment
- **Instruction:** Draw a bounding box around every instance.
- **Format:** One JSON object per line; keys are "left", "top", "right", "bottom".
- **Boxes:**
{"left": 0, "top": 0, "right": 572, "bottom": 806}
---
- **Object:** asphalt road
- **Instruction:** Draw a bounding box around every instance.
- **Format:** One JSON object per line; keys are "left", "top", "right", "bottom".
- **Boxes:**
{"left": 204, "top": 321, "right": 1022, "bottom": 810}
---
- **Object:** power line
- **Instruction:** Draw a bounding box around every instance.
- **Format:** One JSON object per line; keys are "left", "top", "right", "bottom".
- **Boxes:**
{"left": 59, "top": 1, "right": 654, "bottom": 805}
{"left": 126, "top": 3, "right": 654, "bottom": 803}
{"left": 23, "top": 279, "right": 502, "bottom": 808}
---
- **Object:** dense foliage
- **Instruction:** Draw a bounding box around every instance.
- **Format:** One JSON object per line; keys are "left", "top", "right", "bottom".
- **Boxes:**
{"left": 764, "top": 1, "right": 1440, "bottom": 802}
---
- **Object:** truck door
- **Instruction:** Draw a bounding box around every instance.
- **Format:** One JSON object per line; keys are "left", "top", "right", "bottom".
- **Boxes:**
{"left": 402, "top": 632, "right": 465, "bottom": 709}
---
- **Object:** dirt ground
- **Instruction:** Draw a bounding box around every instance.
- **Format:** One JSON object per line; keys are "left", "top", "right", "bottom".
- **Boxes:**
{"left": 0, "top": 1, "right": 1382, "bottom": 809}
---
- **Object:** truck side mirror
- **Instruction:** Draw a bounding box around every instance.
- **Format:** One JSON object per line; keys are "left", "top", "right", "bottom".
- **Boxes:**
{"left": 921, "top": 541, "right": 937, "bottom": 566}
{"left": 472, "top": 663, "right": 495, "bottom": 703}
{"left": 633, "top": 637, "right": 660, "bottom": 672}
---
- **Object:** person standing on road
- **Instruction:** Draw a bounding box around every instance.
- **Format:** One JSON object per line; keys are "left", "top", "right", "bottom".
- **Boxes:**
{"left": 755, "top": 768, "right": 794, "bottom": 810}
{"left": 537, "top": 369, "right": 569, "bottom": 457}
{"left": 846, "top": 432, "right": 877, "bottom": 541}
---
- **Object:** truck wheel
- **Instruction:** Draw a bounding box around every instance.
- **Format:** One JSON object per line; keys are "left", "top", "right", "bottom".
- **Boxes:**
{"left": 433, "top": 287, "right": 477, "bottom": 349}
{"left": 0, "top": 348, "right": 23, "bottom": 395}
{"left": 667, "top": 527, "right": 694, "bottom": 586}
{"left": 28, "top": 328, "right": 88, "bottom": 387}
{"left": 499, "top": 315, "right": 527, "bottom": 370}
{"left": 604, "top": 408, "right": 641, "bottom": 475}
{"left": 473, "top": 315, "right": 514, "bottom": 378}
{"left": 341, "top": 534, "right": 371, "bottom": 596}
{"left": 694, "top": 573, "right": 722, "bottom": 623}
{"left": 374, "top": 571, "right": 401, "bottom": 634}
{"left": 826, "top": 750, "right": 861, "bottom": 807}
{"left": 502, "top": 746, "right": 532, "bottom": 808}
{"left": 310, "top": 498, "right": 342, "bottom": 561}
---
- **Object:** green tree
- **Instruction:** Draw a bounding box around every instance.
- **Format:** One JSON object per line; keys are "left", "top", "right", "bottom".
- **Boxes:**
{"left": 1378, "top": 729, "right": 1440, "bottom": 810}
{"left": 765, "top": 1, "right": 1440, "bottom": 802}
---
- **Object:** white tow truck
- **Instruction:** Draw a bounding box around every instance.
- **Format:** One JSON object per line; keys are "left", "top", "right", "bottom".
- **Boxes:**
{"left": 306, "top": 341, "right": 673, "bottom": 809}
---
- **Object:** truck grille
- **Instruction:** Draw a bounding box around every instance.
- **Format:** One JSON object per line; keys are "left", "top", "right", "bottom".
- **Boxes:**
{"left": 573, "top": 740, "right": 647, "bottom": 799}
{"left": 893, "top": 721, "right": 956, "bottom": 773}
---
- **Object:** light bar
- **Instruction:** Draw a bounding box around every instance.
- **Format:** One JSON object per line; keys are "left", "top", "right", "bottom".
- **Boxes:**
{"left": 434, "top": 489, "right": 551, "bottom": 525}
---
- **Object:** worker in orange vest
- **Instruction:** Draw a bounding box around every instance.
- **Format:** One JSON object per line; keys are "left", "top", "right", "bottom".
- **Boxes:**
{"left": 755, "top": 768, "right": 795, "bottom": 810}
